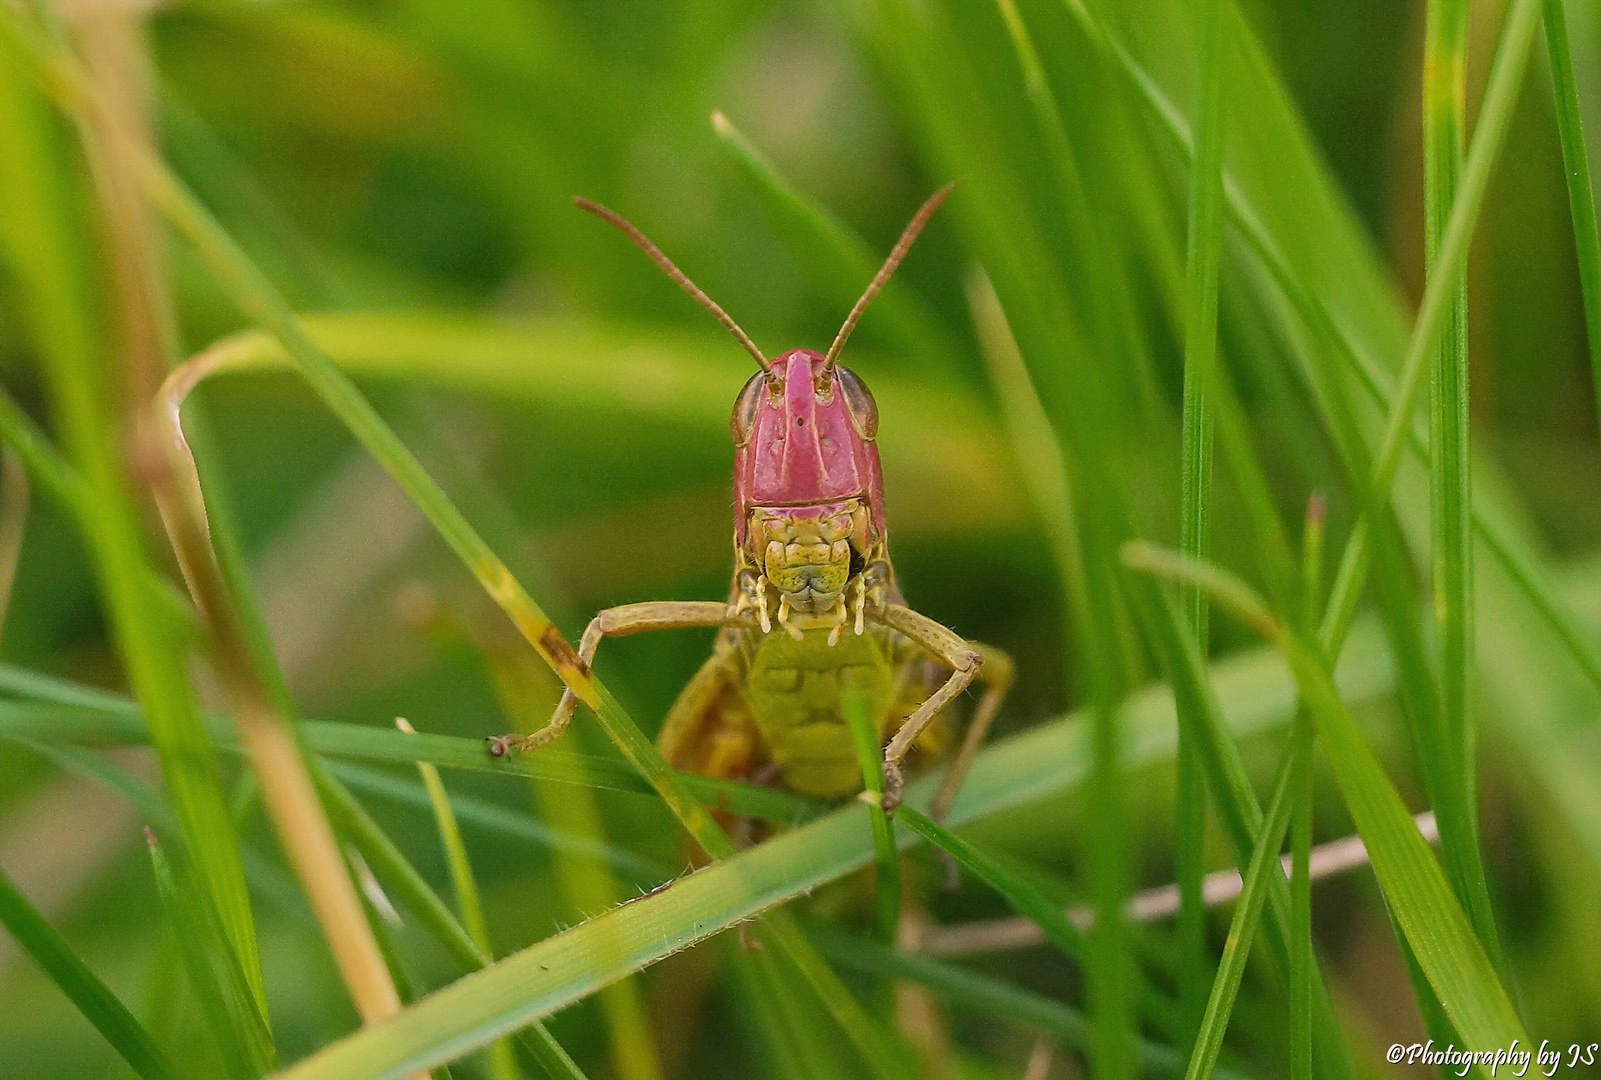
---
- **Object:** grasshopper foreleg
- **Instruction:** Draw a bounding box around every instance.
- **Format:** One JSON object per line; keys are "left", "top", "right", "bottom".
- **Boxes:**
{"left": 875, "top": 605, "right": 982, "bottom": 813}
{"left": 930, "top": 642, "right": 1014, "bottom": 821}
{"left": 872, "top": 605, "right": 1015, "bottom": 817}
{"left": 487, "top": 600, "right": 740, "bottom": 758}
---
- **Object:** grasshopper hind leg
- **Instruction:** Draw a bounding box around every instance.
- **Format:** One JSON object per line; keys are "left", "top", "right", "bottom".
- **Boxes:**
{"left": 657, "top": 640, "right": 755, "bottom": 780}
{"left": 657, "top": 640, "right": 772, "bottom": 848}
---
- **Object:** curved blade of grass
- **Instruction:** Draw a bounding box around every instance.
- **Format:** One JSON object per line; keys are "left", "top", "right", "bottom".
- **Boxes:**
{"left": 1544, "top": 0, "right": 1601, "bottom": 434}
{"left": 1122, "top": 570, "right": 1353, "bottom": 1078}
{"left": 1124, "top": 544, "right": 1528, "bottom": 1067}
{"left": 0, "top": 865, "right": 178, "bottom": 1080}
{"left": 983, "top": 270, "right": 1347, "bottom": 1074}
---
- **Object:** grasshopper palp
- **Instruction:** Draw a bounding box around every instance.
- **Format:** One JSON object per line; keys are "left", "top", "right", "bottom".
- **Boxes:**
{"left": 491, "top": 185, "right": 1013, "bottom": 818}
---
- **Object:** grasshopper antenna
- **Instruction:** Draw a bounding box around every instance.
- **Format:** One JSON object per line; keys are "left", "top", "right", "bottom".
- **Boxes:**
{"left": 824, "top": 182, "right": 956, "bottom": 373}
{"left": 575, "top": 197, "right": 773, "bottom": 376}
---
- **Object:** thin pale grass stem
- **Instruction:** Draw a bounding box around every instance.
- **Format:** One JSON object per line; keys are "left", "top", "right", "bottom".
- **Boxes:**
{"left": 916, "top": 813, "right": 1438, "bottom": 957}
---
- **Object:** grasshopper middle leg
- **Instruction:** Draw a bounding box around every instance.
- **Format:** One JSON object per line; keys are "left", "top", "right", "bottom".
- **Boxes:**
{"left": 875, "top": 604, "right": 1014, "bottom": 815}
{"left": 488, "top": 600, "right": 738, "bottom": 757}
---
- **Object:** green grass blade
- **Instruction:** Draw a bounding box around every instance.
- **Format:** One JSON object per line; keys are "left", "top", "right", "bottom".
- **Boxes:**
{"left": 845, "top": 689, "right": 901, "bottom": 946}
{"left": 1291, "top": 505, "right": 1319, "bottom": 1080}
{"left": 1544, "top": 0, "right": 1601, "bottom": 435}
{"left": 399, "top": 719, "right": 519, "bottom": 1080}
{"left": 314, "top": 766, "right": 487, "bottom": 972}
{"left": 312, "top": 766, "right": 590, "bottom": 1080}
{"left": 733, "top": 951, "right": 839, "bottom": 1080}
{"left": 483, "top": 651, "right": 662, "bottom": 1080}
{"left": 402, "top": 724, "right": 494, "bottom": 956}
{"left": 1121, "top": 569, "right": 1352, "bottom": 1080}
{"left": 896, "top": 808, "right": 1081, "bottom": 961}
{"left": 1292, "top": 647, "right": 1526, "bottom": 1062}
{"left": 878, "top": 5, "right": 1140, "bottom": 1065}
{"left": 1289, "top": 704, "right": 1314, "bottom": 1080}
{"left": 263, "top": 621, "right": 1354, "bottom": 1080}
{"left": 0, "top": 865, "right": 179, "bottom": 1080}
{"left": 1182, "top": 746, "right": 1297, "bottom": 1080}
{"left": 759, "top": 913, "right": 917, "bottom": 1080}
{"left": 0, "top": 662, "right": 817, "bottom": 824}
{"left": 1126, "top": 545, "right": 1528, "bottom": 1068}
{"left": 1176, "top": 0, "right": 1227, "bottom": 1043}
{"left": 1320, "top": 0, "right": 1541, "bottom": 647}
{"left": 1057, "top": 0, "right": 1601, "bottom": 705}
{"left": 0, "top": 26, "right": 269, "bottom": 1025}
{"left": 1424, "top": 0, "right": 1502, "bottom": 967}
{"left": 809, "top": 928, "right": 1253, "bottom": 1080}
{"left": 146, "top": 831, "right": 265, "bottom": 1080}
{"left": 326, "top": 762, "right": 665, "bottom": 880}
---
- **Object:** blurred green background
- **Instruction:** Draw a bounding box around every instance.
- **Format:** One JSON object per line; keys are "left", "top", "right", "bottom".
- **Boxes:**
{"left": 1, "top": 0, "right": 1599, "bottom": 1077}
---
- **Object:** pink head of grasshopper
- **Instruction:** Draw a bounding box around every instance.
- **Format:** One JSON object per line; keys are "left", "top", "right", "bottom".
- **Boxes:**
{"left": 576, "top": 184, "right": 953, "bottom": 637}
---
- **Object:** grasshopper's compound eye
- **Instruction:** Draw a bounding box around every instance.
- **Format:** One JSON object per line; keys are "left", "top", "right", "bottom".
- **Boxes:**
{"left": 836, "top": 366, "right": 878, "bottom": 441}
{"left": 731, "top": 371, "right": 768, "bottom": 447}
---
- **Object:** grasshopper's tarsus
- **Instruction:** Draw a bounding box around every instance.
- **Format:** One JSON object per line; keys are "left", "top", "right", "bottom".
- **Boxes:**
{"left": 881, "top": 760, "right": 906, "bottom": 814}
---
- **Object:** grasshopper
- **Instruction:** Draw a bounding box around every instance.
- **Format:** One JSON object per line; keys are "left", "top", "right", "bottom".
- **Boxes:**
{"left": 491, "top": 186, "right": 1012, "bottom": 817}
